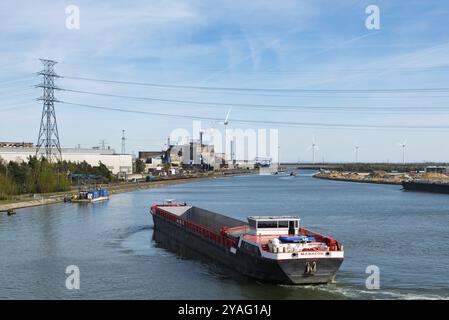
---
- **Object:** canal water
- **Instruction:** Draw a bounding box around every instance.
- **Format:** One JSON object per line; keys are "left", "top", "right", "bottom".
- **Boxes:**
{"left": 1, "top": 171, "right": 448, "bottom": 299}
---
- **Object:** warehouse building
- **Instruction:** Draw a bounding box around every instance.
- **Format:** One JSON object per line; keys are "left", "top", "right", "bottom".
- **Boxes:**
{"left": 0, "top": 143, "right": 132, "bottom": 175}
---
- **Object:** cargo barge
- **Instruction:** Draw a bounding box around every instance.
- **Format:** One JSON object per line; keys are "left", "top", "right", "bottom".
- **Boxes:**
{"left": 402, "top": 180, "right": 449, "bottom": 194}
{"left": 71, "top": 189, "right": 109, "bottom": 203}
{"left": 150, "top": 203, "right": 344, "bottom": 285}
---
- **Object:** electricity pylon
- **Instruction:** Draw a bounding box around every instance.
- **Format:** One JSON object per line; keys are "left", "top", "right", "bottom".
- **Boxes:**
{"left": 36, "top": 59, "right": 62, "bottom": 162}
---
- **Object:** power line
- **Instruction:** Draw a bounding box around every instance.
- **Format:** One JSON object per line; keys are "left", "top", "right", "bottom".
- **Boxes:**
{"left": 59, "top": 75, "right": 449, "bottom": 100}
{"left": 58, "top": 87, "right": 449, "bottom": 113}
{"left": 0, "top": 102, "right": 35, "bottom": 112}
{"left": 0, "top": 83, "right": 35, "bottom": 94}
{"left": 3, "top": 84, "right": 448, "bottom": 116}
{"left": 0, "top": 76, "right": 35, "bottom": 85}
{"left": 0, "top": 89, "right": 36, "bottom": 100}
{"left": 59, "top": 101, "right": 449, "bottom": 130}
{"left": 60, "top": 75, "right": 449, "bottom": 94}
{"left": 0, "top": 97, "right": 36, "bottom": 108}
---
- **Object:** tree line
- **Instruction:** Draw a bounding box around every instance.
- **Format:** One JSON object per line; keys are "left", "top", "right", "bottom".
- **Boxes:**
{"left": 0, "top": 156, "right": 115, "bottom": 200}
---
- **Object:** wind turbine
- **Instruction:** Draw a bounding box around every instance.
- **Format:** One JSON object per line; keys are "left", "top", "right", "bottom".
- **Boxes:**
{"left": 207, "top": 107, "right": 231, "bottom": 131}
{"left": 354, "top": 144, "right": 360, "bottom": 163}
{"left": 398, "top": 140, "right": 407, "bottom": 165}
{"left": 217, "top": 108, "right": 233, "bottom": 163}
{"left": 217, "top": 107, "right": 232, "bottom": 126}
{"left": 307, "top": 138, "right": 319, "bottom": 164}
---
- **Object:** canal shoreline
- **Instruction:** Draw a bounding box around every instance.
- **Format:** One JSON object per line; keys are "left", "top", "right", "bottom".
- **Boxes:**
{"left": 313, "top": 173, "right": 402, "bottom": 185}
{"left": 0, "top": 170, "right": 256, "bottom": 214}
{"left": 313, "top": 170, "right": 449, "bottom": 186}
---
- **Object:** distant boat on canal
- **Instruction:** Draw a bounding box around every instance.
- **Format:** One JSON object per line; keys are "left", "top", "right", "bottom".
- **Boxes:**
{"left": 71, "top": 188, "right": 109, "bottom": 203}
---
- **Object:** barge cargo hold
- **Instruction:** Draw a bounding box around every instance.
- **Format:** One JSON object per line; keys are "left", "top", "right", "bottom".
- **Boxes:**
{"left": 402, "top": 180, "right": 449, "bottom": 194}
{"left": 150, "top": 203, "right": 344, "bottom": 285}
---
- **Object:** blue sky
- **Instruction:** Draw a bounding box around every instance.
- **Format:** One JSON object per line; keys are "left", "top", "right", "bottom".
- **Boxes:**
{"left": 1, "top": 0, "right": 449, "bottom": 162}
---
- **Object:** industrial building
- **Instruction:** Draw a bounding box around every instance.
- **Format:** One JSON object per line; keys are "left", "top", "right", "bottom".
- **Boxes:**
{"left": 138, "top": 151, "right": 166, "bottom": 172}
{"left": 137, "top": 138, "right": 257, "bottom": 174}
{"left": 0, "top": 143, "right": 132, "bottom": 175}
{"left": 167, "top": 141, "right": 220, "bottom": 170}
{"left": 164, "top": 141, "right": 252, "bottom": 170}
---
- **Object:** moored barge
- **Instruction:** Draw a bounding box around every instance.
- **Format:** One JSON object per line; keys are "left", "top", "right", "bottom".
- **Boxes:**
{"left": 402, "top": 180, "right": 449, "bottom": 194}
{"left": 71, "top": 189, "right": 109, "bottom": 203}
{"left": 150, "top": 203, "right": 344, "bottom": 285}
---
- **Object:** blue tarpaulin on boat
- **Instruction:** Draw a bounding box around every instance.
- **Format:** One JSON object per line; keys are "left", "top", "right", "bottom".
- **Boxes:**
{"left": 279, "top": 236, "right": 316, "bottom": 243}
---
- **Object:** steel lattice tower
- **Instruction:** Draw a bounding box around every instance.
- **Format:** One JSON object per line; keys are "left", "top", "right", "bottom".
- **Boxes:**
{"left": 36, "top": 59, "right": 62, "bottom": 162}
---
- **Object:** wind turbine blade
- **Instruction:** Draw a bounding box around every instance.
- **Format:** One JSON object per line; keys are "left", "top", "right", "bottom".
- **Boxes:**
{"left": 225, "top": 107, "right": 232, "bottom": 123}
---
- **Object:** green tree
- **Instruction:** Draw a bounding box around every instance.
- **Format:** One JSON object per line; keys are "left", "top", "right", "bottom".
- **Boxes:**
{"left": 0, "top": 174, "right": 18, "bottom": 200}
{"left": 0, "top": 157, "right": 111, "bottom": 197}
{"left": 36, "top": 160, "right": 57, "bottom": 193}
{"left": 96, "top": 162, "right": 112, "bottom": 179}
{"left": 135, "top": 159, "right": 145, "bottom": 174}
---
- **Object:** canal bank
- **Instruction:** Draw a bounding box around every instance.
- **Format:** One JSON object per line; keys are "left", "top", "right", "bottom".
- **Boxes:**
{"left": 313, "top": 170, "right": 449, "bottom": 186}
{"left": 313, "top": 171, "right": 402, "bottom": 185}
{"left": 0, "top": 170, "right": 257, "bottom": 213}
